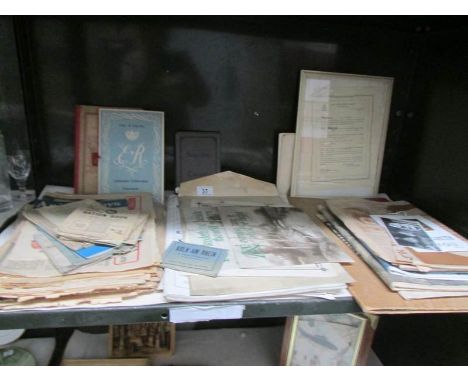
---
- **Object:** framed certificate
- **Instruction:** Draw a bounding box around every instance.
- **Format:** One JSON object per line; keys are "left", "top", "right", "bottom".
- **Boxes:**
{"left": 291, "top": 70, "right": 393, "bottom": 198}
{"left": 98, "top": 109, "right": 164, "bottom": 203}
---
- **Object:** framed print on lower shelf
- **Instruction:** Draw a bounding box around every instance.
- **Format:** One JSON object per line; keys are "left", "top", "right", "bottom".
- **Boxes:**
{"left": 280, "top": 313, "right": 378, "bottom": 366}
{"left": 290, "top": 70, "right": 393, "bottom": 198}
{"left": 109, "top": 322, "right": 175, "bottom": 358}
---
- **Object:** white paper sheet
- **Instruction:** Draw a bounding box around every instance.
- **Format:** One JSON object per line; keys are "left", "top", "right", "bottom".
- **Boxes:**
{"left": 169, "top": 305, "right": 245, "bottom": 323}
{"left": 163, "top": 269, "right": 350, "bottom": 302}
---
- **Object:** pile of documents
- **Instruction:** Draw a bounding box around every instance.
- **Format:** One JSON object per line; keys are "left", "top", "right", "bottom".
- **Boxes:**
{"left": 162, "top": 172, "right": 355, "bottom": 302}
{"left": 0, "top": 192, "right": 162, "bottom": 310}
{"left": 318, "top": 198, "right": 468, "bottom": 300}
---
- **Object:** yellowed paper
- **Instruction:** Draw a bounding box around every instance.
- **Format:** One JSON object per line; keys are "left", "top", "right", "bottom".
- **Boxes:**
{"left": 57, "top": 200, "right": 148, "bottom": 246}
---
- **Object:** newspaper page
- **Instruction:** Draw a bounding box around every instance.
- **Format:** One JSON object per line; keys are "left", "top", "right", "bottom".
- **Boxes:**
{"left": 180, "top": 204, "right": 351, "bottom": 273}
{"left": 180, "top": 205, "right": 254, "bottom": 275}
{"left": 218, "top": 206, "right": 352, "bottom": 269}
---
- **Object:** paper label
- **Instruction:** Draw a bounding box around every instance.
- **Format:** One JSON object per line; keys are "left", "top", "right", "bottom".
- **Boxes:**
{"left": 196, "top": 186, "right": 214, "bottom": 196}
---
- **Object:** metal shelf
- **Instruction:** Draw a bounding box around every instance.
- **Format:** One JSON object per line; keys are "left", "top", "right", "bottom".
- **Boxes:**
{"left": 0, "top": 196, "right": 360, "bottom": 330}
{"left": 0, "top": 297, "right": 360, "bottom": 330}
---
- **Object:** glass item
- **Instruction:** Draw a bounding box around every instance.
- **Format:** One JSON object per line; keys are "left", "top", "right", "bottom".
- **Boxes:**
{"left": 8, "top": 149, "right": 31, "bottom": 201}
{"left": 0, "top": 347, "right": 36, "bottom": 366}
{"left": 0, "top": 131, "right": 13, "bottom": 211}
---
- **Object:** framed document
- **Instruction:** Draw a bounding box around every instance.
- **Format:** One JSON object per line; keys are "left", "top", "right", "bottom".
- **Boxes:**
{"left": 98, "top": 109, "right": 164, "bottom": 203}
{"left": 291, "top": 70, "right": 393, "bottom": 198}
{"left": 280, "top": 313, "right": 378, "bottom": 366}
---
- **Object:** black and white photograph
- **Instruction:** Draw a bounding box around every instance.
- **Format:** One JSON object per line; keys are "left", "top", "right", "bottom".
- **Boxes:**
{"left": 380, "top": 217, "right": 440, "bottom": 251}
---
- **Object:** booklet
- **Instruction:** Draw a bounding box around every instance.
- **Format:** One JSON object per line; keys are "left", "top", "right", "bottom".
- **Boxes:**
{"left": 98, "top": 109, "right": 164, "bottom": 203}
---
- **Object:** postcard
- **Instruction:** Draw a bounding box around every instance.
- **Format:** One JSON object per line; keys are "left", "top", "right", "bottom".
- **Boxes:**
{"left": 163, "top": 241, "right": 228, "bottom": 277}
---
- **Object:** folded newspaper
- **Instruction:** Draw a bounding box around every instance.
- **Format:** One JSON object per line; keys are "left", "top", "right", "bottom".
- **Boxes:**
{"left": 56, "top": 200, "right": 148, "bottom": 246}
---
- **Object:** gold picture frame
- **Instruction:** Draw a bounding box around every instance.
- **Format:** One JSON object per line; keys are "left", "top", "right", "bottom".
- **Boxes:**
{"left": 280, "top": 313, "right": 378, "bottom": 366}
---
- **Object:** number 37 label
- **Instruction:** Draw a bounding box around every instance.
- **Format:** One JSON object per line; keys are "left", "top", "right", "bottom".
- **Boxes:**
{"left": 196, "top": 186, "right": 214, "bottom": 196}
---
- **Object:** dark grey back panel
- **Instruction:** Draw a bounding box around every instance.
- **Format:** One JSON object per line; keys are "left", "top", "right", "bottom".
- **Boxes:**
{"left": 11, "top": 15, "right": 467, "bottom": 236}
{"left": 16, "top": 16, "right": 418, "bottom": 193}
{"left": 390, "top": 25, "right": 468, "bottom": 237}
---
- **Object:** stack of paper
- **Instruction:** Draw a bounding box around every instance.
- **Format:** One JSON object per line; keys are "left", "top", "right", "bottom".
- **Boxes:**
{"left": 318, "top": 198, "right": 468, "bottom": 300}
{"left": 0, "top": 192, "right": 162, "bottom": 310}
{"left": 55, "top": 200, "right": 148, "bottom": 246}
{"left": 163, "top": 194, "right": 354, "bottom": 302}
